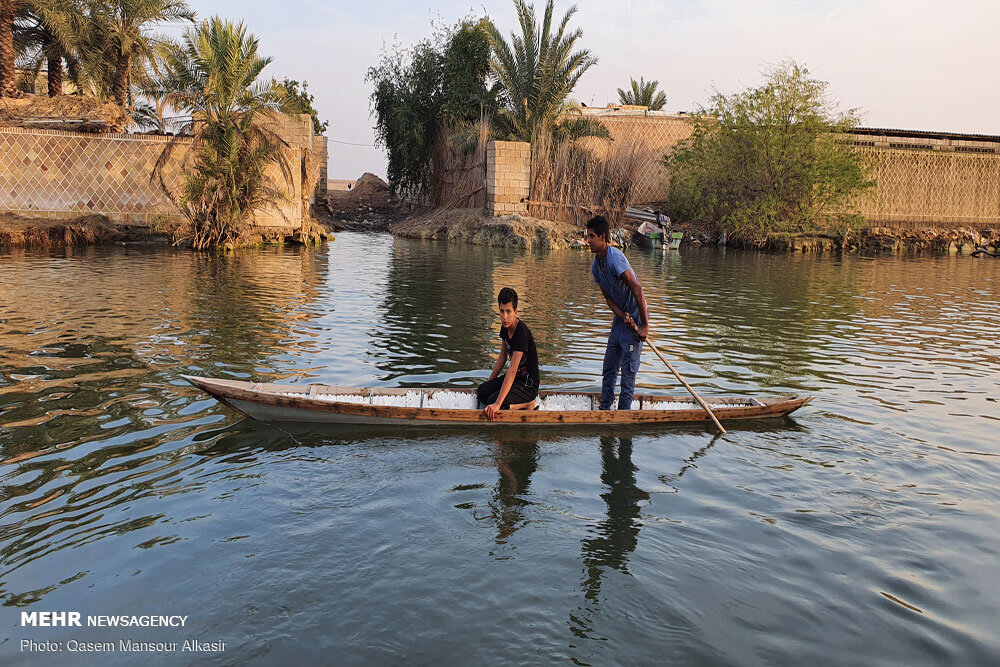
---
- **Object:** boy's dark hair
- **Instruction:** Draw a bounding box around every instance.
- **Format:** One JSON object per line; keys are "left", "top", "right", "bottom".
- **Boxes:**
{"left": 586, "top": 215, "right": 610, "bottom": 241}
{"left": 498, "top": 287, "right": 518, "bottom": 309}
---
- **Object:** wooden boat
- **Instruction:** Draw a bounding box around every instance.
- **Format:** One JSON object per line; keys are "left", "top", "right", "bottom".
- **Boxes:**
{"left": 183, "top": 375, "right": 812, "bottom": 427}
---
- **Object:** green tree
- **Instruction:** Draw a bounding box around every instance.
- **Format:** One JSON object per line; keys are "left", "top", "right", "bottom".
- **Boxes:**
{"left": 274, "top": 78, "right": 327, "bottom": 135}
{"left": 152, "top": 16, "right": 290, "bottom": 249}
{"left": 129, "top": 39, "right": 183, "bottom": 130}
{"left": 664, "top": 61, "right": 874, "bottom": 246}
{"left": 368, "top": 18, "right": 494, "bottom": 199}
{"left": 617, "top": 76, "right": 665, "bottom": 110}
{"left": 485, "top": 0, "right": 597, "bottom": 143}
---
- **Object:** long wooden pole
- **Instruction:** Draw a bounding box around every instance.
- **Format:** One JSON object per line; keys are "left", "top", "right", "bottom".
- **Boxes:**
{"left": 644, "top": 339, "right": 726, "bottom": 434}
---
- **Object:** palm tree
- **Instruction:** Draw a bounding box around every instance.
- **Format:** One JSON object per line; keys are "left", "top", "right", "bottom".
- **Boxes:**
{"left": 617, "top": 76, "right": 666, "bottom": 110}
{"left": 485, "top": 0, "right": 597, "bottom": 143}
{"left": 84, "top": 0, "right": 193, "bottom": 108}
{"left": 13, "top": 0, "right": 82, "bottom": 95}
{"left": 0, "top": 0, "right": 23, "bottom": 96}
{"left": 152, "top": 16, "right": 291, "bottom": 249}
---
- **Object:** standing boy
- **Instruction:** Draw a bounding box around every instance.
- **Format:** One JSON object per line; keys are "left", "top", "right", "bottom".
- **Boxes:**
{"left": 477, "top": 287, "right": 540, "bottom": 421}
{"left": 585, "top": 215, "right": 650, "bottom": 410}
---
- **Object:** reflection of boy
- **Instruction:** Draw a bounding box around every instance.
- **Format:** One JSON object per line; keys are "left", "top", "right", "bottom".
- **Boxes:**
{"left": 585, "top": 215, "right": 649, "bottom": 410}
{"left": 476, "top": 288, "right": 540, "bottom": 421}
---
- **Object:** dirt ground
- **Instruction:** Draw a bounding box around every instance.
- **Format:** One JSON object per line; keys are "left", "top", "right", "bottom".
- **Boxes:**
{"left": 318, "top": 173, "right": 410, "bottom": 232}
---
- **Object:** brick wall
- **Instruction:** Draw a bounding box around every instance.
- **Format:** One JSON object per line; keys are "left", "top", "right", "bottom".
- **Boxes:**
{"left": 0, "top": 127, "right": 189, "bottom": 225}
{"left": 0, "top": 113, "right": 325, "bottom": 229}
{"left": 486, "top": 141, "right": 530, "bottom": 216}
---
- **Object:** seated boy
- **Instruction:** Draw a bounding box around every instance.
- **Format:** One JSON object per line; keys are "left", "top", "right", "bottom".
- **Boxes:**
{"left": 476, "top": 287, "right": 540, "bottom": 421}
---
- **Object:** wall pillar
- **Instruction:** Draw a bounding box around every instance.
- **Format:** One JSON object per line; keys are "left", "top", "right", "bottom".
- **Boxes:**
{"left": 486, "top": 140, "right": 531, "bottom": 216}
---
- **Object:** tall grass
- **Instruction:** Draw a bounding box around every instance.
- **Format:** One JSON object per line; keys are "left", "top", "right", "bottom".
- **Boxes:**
{"left": 528, "top": 133, "right": 642, "bottom": 226}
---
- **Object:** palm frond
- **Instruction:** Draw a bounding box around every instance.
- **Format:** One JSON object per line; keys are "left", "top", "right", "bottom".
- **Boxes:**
{"left": 486, "top": 0, "right": 595, "bottom": 143}
{"left": 617, "top": 76, "right": 667, "bottom": 110}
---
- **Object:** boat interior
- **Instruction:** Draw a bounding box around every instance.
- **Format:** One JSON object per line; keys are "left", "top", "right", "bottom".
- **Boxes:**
{"left": 251, "top": 383, "right": 764, "bottom": 412}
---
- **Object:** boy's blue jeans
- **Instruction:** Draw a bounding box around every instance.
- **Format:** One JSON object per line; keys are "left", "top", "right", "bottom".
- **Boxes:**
{"left": 600, "top": 318, "right": 642, "bottom": 410}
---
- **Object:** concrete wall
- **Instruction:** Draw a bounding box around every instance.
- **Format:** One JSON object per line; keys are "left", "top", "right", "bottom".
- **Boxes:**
{"left": 486, "top": 141, "right": 530, "bottom": 216}
{"left": 853, "top": 140, "right": 1000, "bottom": 228}
{"left": 0, "top": 113, "right": 326, "bottom": 229}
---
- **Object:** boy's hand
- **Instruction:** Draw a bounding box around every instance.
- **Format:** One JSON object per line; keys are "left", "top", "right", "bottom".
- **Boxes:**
{"left": 624, "top": 314, "right": 648, "bottom": 341}
{"left": 485, "top": 403, "right": 502, "bottom": 421}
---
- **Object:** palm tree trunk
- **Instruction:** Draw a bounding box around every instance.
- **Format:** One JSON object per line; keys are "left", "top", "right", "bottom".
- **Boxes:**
{"left": 0, "top": 0, "right": 18, "bottom": 98}
{"left": 47, "top": 51, "right": 63, "bottom": 96}
{"left": 66, "top": 55, "right": 81, "bottom": 94}
{"left": 111, "top": 49, "right": 129, "bottom": 106}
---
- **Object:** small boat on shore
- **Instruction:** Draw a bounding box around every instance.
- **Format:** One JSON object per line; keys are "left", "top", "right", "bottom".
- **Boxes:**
{"left": 627, "top": 208, "right": 682, "bottom": 250}
{"left": 183, "top": 375, "right": 812, "bottom": 427}
{"left": 634, "top": 220, "right": 665, "bottom": 249}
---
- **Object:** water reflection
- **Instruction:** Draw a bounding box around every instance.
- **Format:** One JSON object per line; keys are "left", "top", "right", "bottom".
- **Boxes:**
{"left": 580, "top": 436, "right": 649, "bottom": 600}
{"left": 374, "top": 240, "right": 499, "bottom": 384}
{"left": 0, "top": 246, "right": 330, "bottom": 599}
{"left": 488, "top": 434, "right": 541, "bottom": 544}
{"left": 1, "top": 237, "right": 999, "bottom": 664}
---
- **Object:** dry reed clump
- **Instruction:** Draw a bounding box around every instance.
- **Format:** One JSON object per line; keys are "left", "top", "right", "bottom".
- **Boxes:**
{"left": 0, "top": 214, "right": 123, "bottom": 247}
{"left": 429, "top": 121, "right": 489, "bottom": 210}
{"left": 528, "top": 134, "right": 643, "bottom": 228}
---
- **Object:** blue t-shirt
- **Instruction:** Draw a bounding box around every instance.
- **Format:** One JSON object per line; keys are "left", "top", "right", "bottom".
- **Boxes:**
{"left": 592, "top": 247, "right": 641, "bottom": 325}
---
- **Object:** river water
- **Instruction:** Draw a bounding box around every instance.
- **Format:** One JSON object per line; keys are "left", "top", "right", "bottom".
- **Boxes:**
{"left": 1, "top": 233, "right": 998, "bottom": 665}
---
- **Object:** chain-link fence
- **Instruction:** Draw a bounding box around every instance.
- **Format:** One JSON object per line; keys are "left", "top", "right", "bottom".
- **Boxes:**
{"left": 854, "top": 145, "right": 1000, "bottom": 227}
{"left": 576, "top": 113, "right": 694, "bottom": 204}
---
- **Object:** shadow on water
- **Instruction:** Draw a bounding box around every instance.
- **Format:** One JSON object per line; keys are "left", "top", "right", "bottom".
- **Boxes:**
{"left": 486, "top": 432, "right": 541, "bottom": 544}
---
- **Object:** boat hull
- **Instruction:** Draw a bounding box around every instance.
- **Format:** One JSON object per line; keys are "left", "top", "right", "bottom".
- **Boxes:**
{"left": 634, "top": 230, "right": 663, "bottom": 249}
{"left": 184, "top": 376, "right": 813, "bottom": 428}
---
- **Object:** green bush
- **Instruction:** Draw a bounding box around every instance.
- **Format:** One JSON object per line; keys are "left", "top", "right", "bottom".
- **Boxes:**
{"left": 663, "top": 61, "right": 874, "bottom": 246}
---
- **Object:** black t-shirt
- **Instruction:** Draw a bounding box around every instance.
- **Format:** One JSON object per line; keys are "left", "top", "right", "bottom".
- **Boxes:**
{"left": 500, "top": 320, "right": 540, "bottom": 388}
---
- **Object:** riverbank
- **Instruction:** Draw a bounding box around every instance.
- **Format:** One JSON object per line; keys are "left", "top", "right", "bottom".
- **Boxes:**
{"left": 667, "top": 222, "right": 1000, "bottom": 256}
{"left": 0, "top": 213, "right": 127, "bottom": 247}
{"left": 6, "top": 206, "right": 997, "bottom": 257}
{"left": 390, "top": 210, "right": 1000, "bottom": 257}
{"left": 390, "top": 208, "right": 586, "bottom": 250}
{"left": 0, "top": 213, "right": 333, "bottom": 249}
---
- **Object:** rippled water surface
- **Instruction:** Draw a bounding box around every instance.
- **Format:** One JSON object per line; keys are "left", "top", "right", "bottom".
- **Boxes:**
{"left": 2, "top": 234, "right": 999, "bottom": 665}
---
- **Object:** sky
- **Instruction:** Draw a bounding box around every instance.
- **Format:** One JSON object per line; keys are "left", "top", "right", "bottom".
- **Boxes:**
{"left": 184, "top": 0, "right": 1000, "bottom": 179}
